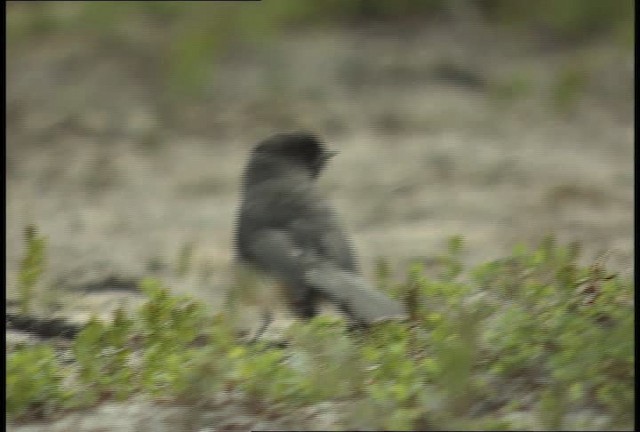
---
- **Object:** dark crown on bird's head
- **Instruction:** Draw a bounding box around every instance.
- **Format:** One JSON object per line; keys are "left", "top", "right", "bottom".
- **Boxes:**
{"left": 252, "top": 132, "right": 337, "bottom": 177}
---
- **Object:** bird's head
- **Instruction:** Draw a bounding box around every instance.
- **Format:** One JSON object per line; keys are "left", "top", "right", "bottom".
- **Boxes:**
{"left": 251, "top": 132, "right": 337, "bottom": 178}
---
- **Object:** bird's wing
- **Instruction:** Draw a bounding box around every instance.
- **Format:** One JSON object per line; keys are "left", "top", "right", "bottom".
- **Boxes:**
{"left": 288, "top": 212, "right": 359, "bottom": 272}
{"left": 246, "top": 228, "right": 407, "bottom": 325}
{"left": 241, "top": 178, "right": 359, "bottom": 271}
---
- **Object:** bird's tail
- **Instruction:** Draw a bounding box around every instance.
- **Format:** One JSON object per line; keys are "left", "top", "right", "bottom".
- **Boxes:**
{"left": 304, "top": 264, "right": 408, "bottom": 325}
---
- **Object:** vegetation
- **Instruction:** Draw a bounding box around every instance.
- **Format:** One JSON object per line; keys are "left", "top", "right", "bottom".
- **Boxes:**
{"left": 7, "top": 1, "right": 633, "bottom": 98}
{"left": 17, "top": 224, "right": 47, "bottom": 315}
{"left": 7, "top": 229, "right": 634, "bottom": 430}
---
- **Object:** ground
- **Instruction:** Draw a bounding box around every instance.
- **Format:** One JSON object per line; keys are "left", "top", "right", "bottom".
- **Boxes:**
{"left": 6, "top": 21, "right": 633, "bottom": 431}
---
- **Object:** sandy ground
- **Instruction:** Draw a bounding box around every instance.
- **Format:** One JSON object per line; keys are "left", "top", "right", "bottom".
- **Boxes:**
{"left": 6, "top": 22, "right": 633, "bottom": 430}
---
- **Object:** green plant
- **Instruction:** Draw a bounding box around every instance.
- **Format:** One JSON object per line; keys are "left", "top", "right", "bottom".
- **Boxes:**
{"left": 72, "top": 310, "right": 136, "bottom": 403}
{"left": 6, "top": 345, "right": 65, "bottom": 418}
{"left": 552, "top": 64, "right": 589, "bottom": 113}
{"left": 71, "top": 277, "right": 216, "bottom": 402}
{"left": 18, "top": 224, "right": 47, "bottom": 315}
{"left": 490, "top": 72, "right": 535, "bottom": 106}
{"left": 472, "top": 237, "right": 634, "bottom": 429}
{"left": 288, "top": 316, "right": 364, "bottom": 402}
{"left": 6, "top": 236, "right": 633, "bottom": 430}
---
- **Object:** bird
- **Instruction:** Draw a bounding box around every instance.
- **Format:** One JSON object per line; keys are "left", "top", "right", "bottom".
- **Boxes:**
{"left": 232, "top": 132, "right": 407, "bottom": 336}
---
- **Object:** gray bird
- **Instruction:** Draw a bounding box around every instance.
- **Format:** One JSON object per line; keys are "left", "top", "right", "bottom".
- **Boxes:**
{"left": 233, "top": 132, "right": 407, "bottom": 333}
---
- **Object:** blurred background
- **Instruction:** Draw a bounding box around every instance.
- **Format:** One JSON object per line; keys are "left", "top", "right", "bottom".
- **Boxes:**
{"left": 6, "top": 1, "right": 633, "bottom": 317}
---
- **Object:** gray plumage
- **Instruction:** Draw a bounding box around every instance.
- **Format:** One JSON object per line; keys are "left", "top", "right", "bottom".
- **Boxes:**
{"left": 234, "top": 132, "right": 407, "bottom": 325}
